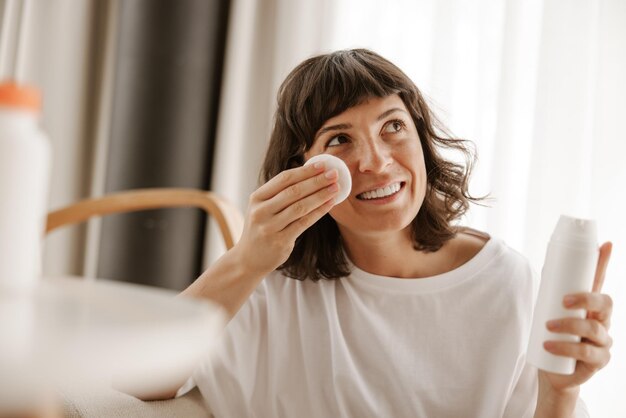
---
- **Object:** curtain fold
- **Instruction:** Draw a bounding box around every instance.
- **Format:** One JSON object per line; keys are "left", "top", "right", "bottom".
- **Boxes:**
{"left": 96, "top": 0, "right": 229, "bottom": 290}
{"left": 203, "top": 0, "right": 336, "bottom": 267}
{"left": 25, "top": 0, "right": 104, "bottom": 277}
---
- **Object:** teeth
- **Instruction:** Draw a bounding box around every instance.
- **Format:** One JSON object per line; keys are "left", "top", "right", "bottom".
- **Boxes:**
{"left": 359, "top": 182, "right": 401, "bottom": 200}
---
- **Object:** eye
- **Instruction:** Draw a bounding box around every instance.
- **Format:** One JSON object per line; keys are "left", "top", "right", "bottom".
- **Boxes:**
{"left": 383, "top": 119, "right": 405, "bottom": 134}
{"left": 326, "top": 134, "right": 349, "bottom": 147}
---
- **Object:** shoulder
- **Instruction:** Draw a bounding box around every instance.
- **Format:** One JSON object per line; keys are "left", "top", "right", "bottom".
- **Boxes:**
{"left": 228, "top": 271, "right": 297, "bottom": 324}
{"left": 456, "top": 227, "right": 536, "bottom": 287}
{"left": 476, "top": 232, "right": 538, "bottom": 301}
{"left": 493, "top": 238, "right": 535, "bottom": 278}
{"left": 457, "top": 227, "right": 530, "bottom": 267}
{"left": 259, "top": 270, "right": 335, "bottom": 299}
{"left": 454, "top": 228, "right": 490, "bottom": 263}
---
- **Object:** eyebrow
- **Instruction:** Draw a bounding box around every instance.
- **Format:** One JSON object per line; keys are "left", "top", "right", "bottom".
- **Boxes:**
{"left": 314, "top": 107, "right": 408, "bottom": 140}
{"left": 376, "top": 107, "right": 408, "bottom": 121}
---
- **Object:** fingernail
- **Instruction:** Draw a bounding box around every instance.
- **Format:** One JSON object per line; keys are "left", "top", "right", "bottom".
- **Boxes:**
{"left": 325, "top": 169, "right": 338, "bottom": 179}
{"left": 544, "top": 341, "right": 555, "bottom": 350}
{"left": 328, "top": 183, "right": 339, "bottom": 192}
{"left": 564, "top": 295, "right": 577, "bottom": 306}
{"left": 546, "top": 320, "right": 559, "bottom": 330}
{"left": 313, "top": 162, "right": 324, "bottom": 170}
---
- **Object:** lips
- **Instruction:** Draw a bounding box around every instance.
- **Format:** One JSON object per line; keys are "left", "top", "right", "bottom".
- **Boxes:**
{"left": 357, "top": 182, "right": 403, "bottom": 200}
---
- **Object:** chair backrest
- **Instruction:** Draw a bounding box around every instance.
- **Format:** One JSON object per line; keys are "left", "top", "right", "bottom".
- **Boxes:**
{"left": 46, "top": 188, "right": 244, "bottom": 250}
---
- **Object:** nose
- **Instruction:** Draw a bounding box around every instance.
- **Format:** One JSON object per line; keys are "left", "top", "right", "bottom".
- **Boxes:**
{"left": 357, "top": 139, "right": 393, "bottom": 173}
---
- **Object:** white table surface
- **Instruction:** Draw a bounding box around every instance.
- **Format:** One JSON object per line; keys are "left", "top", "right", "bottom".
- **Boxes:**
{"left": 0, "top": 276, "right": 225, "bottom": 408}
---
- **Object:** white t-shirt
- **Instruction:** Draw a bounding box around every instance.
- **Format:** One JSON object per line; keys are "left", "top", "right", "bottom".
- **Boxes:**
{"left": 180, "top": 236, "right": 589, "bottom": 417}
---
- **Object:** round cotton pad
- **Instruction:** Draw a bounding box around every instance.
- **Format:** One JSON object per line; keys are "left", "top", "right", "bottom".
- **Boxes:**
{"left": 304, "top": 154, "right": 352, "bottom": 204}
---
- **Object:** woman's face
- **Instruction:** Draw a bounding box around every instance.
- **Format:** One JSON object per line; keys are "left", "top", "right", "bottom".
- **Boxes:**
{"left": 305, "top": 94, "right": 427, "bottom": 236}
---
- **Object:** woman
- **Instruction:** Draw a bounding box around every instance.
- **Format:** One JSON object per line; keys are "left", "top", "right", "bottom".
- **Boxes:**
{"left": 179, "top": 49, "right": 613, "bottom": 417}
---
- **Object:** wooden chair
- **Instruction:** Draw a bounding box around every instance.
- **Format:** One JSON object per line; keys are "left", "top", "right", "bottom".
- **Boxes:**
{"left": 46, "top": 188, "right": 244, "bottom": 250}
{"left": 47, "top": 189, "right": 241, "bottom": 416}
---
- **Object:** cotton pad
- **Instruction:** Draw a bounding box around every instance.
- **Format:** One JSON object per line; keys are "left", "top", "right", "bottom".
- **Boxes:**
{"left": 304, "top": 154, "right": 352, "bottom": 204}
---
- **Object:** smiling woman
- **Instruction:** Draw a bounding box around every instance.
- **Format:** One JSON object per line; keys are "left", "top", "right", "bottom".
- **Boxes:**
{"left": 262, "top": 49, "right": 484, "bottom": 281}
{"left": 179, "top": 49, "right": 613, "bottom": 418}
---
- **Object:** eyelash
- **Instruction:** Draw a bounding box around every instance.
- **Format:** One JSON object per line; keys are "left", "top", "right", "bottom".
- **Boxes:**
{"left": 385, "top": 119, "right": 406, "bottom": 133}
{"left": 324, "top": 119, "right": 406, "bottom": 148}
{"left": 325, "top": 134, "right": 349, "bottom": 148}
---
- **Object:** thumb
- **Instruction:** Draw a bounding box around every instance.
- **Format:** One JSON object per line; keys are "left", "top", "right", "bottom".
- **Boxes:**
{"left": 592, "top": 241, "right": 612, "bottom": 293}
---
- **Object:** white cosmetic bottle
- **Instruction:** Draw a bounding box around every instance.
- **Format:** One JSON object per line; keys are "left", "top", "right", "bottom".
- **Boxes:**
{"left": 0, "top": 82, "right": 51, "bottom": 295}
{"left": 527, "top": 215, "right": 599, "bottom": 374}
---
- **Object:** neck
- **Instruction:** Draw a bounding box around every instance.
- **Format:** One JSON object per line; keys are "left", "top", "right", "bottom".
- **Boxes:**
{"left": 339, "top": 226, "right": 457, "bottom": 278}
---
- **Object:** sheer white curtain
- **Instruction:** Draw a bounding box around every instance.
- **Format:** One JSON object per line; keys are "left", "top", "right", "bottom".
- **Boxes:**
{"left": 209, "top": 0, "right": 626, "bottom": 415}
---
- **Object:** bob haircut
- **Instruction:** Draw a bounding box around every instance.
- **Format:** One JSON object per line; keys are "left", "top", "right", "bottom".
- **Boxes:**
{"left": 261, "top": 48, "right": 484, "bottom": 281}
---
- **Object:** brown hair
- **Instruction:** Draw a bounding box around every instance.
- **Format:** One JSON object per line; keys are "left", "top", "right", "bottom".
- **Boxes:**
{"left": 261, "top": 49, "right": 485, "bottom": 281}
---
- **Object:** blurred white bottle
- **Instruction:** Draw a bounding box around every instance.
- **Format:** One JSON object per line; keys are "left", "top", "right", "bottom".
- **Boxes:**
{"left": 527, "top": 215, "right": 599, "bottom": 374}
{"left": 0, "top": 81, "right": 51, "bottom": 294}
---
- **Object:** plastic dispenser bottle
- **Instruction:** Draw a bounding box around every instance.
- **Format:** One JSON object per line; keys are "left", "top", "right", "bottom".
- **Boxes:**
{"left": 0, "top": 82, "right": 51, "bottom": 294}
{"left": 527, "top": 215, "right": 599, "bottom": 374}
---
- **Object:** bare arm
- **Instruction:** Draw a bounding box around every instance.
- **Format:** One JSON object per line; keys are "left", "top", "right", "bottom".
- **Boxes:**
{"left": 129, "top": 251, "right": 261, "bottom": 401}
{"left": 180, "top": 245, "right": 266, "bottom": 319}
{"left": 182, "top": 161, "right": 339, "bottom": 319}
{"left": 136, "top": 162, "right": 340, "bottom": 400}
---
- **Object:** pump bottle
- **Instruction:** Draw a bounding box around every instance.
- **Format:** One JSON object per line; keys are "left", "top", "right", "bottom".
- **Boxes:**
{"left": 527, "top": 215, "right": 599, "bottom": 374}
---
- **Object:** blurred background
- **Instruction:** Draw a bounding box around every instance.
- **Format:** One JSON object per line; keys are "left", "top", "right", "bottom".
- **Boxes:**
{"left": 7, "top": 0, "right": 625, "bottom": 415}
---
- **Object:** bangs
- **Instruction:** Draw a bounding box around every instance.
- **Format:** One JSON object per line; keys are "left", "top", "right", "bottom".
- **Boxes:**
{"left": 312, "top": 53, "right": 400, "bottom": 133}
{"left": 280, "top": 49, "right": 410, "bottom": 154}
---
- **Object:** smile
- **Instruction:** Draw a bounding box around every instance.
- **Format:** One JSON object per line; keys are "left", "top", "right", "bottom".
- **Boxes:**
{"left": 357, "top": 182, "right": 403, "bottom": 200}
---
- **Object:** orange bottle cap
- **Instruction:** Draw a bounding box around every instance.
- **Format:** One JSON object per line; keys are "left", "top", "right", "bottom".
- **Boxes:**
{"left": 0, "top": 81, "right": 41, "bottom": 111}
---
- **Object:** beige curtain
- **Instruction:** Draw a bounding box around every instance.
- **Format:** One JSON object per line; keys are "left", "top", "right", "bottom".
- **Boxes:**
{"left": 203, "top": 0, "right": 336, "bottom": 266}
{"left": 21, "top": 0, "right": 114, "bottom": 277}
{"left": 27, "top": 0, "right": 228, "bottom": 287}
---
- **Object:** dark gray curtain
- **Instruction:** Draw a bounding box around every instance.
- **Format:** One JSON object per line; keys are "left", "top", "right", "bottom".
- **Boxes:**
{"left": 97, "top": 0, "right": 230, "bottom": 290}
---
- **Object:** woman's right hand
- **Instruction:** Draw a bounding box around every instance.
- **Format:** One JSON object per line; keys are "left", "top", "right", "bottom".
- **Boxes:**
{"left": 232, "top": 161, "right": 340, "bottom": 276}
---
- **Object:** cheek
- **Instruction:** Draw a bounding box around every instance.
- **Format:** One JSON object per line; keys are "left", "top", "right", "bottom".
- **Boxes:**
{"left": 414, "top": 164, "right": 428, "bottom": 199}
{"left": 327, "top": 200, "right": 357, "bottom": 229}
{"left": 395, "top": 141, "right": 425, "bottom": 170}
{"left": 415, "top": 156, "right": 427, "bottom": 185}
{"left": 406, "top": 141, "right": 426, "bottom": 174}
{"left": 399, "top": 143, "right": 427, "bottom": 196}
{"left": 328, "top": 201, "right": 348, "bottom": 219}
{"left": 329, "top": 149, "right": 356, "bottom": 170}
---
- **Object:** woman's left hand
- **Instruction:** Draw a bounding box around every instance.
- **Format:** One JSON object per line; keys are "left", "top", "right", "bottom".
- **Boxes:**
{"left": 539, "top": 241, "right": 614, "bottom": 393}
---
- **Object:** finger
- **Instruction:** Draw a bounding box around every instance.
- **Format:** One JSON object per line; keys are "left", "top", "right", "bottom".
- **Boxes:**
{"left": 271, "top": 183, "right": 339, "bottom": 231}
{"left": 253, "top": 163, "right": 326, "bottom": 202}
{"left": 563, "top": 293, "right": 613, "bottom": 325}
{"left": 543, "top": 340, "right": 610, "bottom": 369}
{"left": 546, "top": 318, "right": 612, "bottom": 347}
{"left": 592, "top": 241, "right": 612, "bottom": 293}
{"left": 282, "top": 197, "right": 336, "bottom": 239}
{"left": 267, "top": 169, "right": 338, "bottom": 214}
